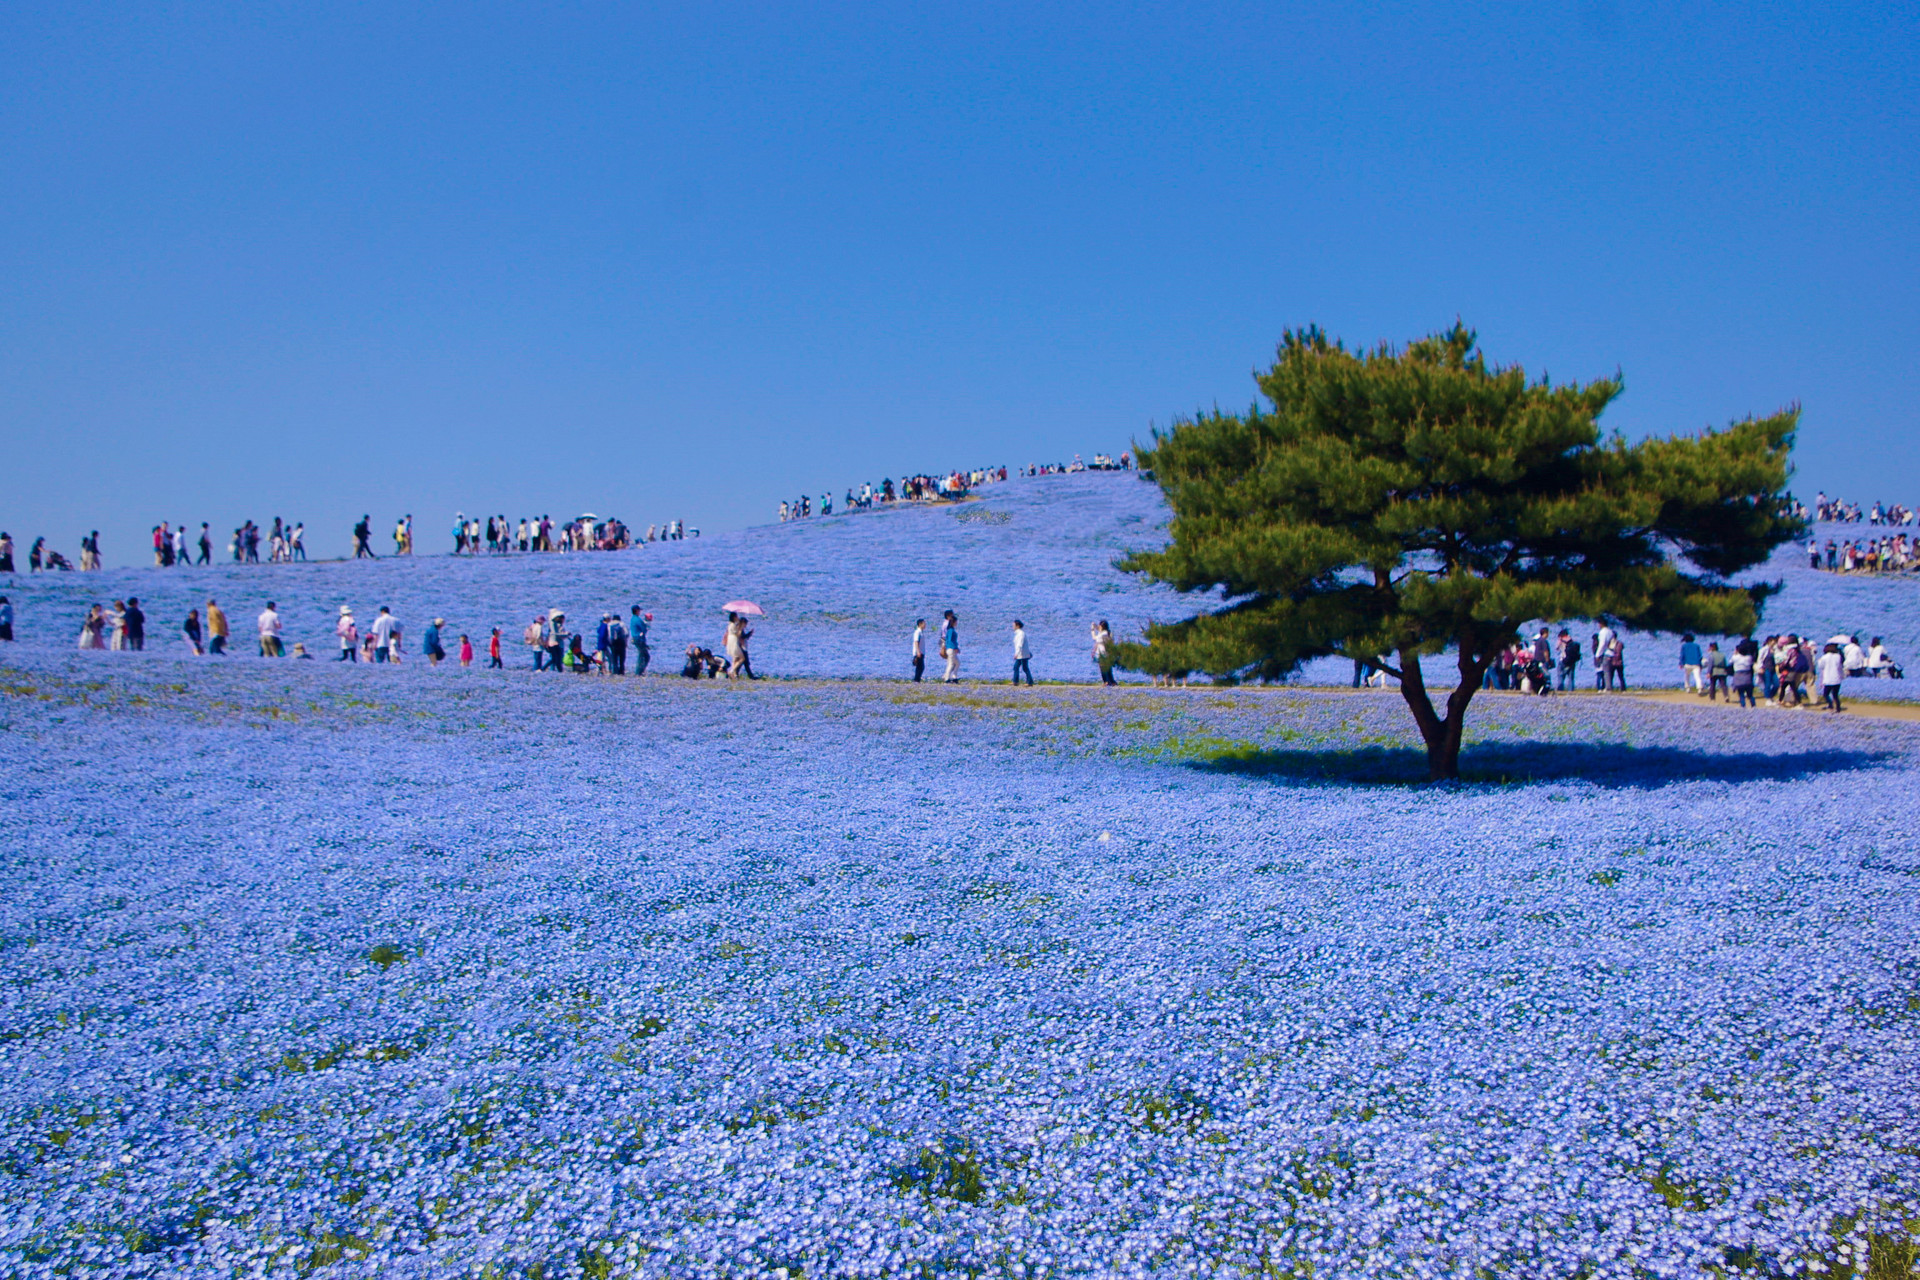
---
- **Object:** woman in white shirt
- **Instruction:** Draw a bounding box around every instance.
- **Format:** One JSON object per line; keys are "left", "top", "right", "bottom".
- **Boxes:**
{"left": 1816, "top": 644, "right": 1845, "bottom": 712}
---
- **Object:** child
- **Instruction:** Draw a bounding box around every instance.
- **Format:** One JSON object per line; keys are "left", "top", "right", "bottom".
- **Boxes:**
{"left": 459, "top": 634, "right": 474, "bottom": 667}
{"left": 488, "top": 628, "right": 503, "bottom": 669}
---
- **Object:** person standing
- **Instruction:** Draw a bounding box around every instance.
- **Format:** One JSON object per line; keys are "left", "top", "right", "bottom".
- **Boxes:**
{"left": 0, "top": 533, "right": 14, "bottom": 573}
{"left": 369, "top": 606, "right": 395, "bottom": 663}
{"left": 609, "top": 613, "right": 628, "bottom": 675}
{"left": 123, "top": 597, "right": 145, "bottom": 651}
{"left": 1555, "top": 630, "right": 1580, "bottom": 691}
{"left": 1730, "top": 640, "right": 1757, "bottom": 708}
{"left": 336, "top": 606, "right": 358, "bottom": 660}
{"left": 723, "top": 613, "right": 746, "bottom": 678}
{"left": 941, "top": 611, "right": 960, "bottom": 683}
{"left": 182, "top": 608, "right": 203, "bottom": 655}
{"left": 545, "top": 610, "right": 566, "bottom": 673}
{"left": 206, "top": 599, "right": 229, "bottom": 655}
{"left": 1607, "top": 635, "right": 1627, "bottom": 690}
{"left": 423, "top": 618, "right": 446, "bottom": 666}
{"left": 911, "top": 618, "right": 927, "bottom": 682}
{"left": 257, "top": 602, "right": 284, "bottom": 657}
{"left": 0, "top": 595, "right": 11, "bottom": 643}
{"left": 596, "top": 614, "right": 613, "bottom": 671}
{"left": 459, "top": 634, "right": 474, "bottom": 668}
{"left": 1817, "top": 642, "right": 1845, "bottom": 712}
{"left": 1012, "top": 619, "right": 1034, "bottom": 685}
{"left": 290, "top": 522, "right": 305, "bottom": 561}
{"left": 488, "top": 627, "right": 503, "bottom": 669}
{"left": 1092, "top": 620, "right": 1116, "bottom": 686}
{"left": 630, "top": 607, "right": 651, "bottom": 676}
{"left": 196, "top": 523, "right": 212, "bottom": 565}
{"left": 108, "top": 600, "right": 127, "bottom": 650}
{"left": 525, "top": 615, "right": 546, "bottom": 670}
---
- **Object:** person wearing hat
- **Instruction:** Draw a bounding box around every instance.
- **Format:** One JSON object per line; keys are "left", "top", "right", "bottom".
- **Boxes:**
{"left": 545, "top": 609, "right": 566, "bottom": 673}
{"left": 423, "top": 617, "right": 447, "bottom": 666}
{"left": 336, "top": 605, "right": 358, "bottom": 661}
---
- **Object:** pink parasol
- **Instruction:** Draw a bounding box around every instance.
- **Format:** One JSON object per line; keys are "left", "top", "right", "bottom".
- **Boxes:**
{"left": 722, "top": 600, "right": 765, "bottom": 616}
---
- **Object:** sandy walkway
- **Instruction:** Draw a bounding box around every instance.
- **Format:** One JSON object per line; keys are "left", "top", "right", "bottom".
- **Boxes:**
{"left": 1628, "top": 687, "right": 1920, "bottom": 723}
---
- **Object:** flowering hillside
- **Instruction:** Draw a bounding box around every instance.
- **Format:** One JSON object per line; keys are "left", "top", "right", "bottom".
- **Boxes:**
{"left": 5, "top": 473, "right": 1916, "bottom": 694}
{"left": 0, "top": 640, "right": 1916, "bottom": 1276}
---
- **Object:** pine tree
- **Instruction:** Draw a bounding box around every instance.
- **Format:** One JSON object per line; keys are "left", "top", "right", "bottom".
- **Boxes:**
{"left": 1117, "top": 324, "right": 1802, "bottom": 780}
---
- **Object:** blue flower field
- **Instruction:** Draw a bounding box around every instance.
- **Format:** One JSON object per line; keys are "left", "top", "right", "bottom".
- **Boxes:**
{"left": 1, "top": 475, "right": 1916, "bottom": 1277}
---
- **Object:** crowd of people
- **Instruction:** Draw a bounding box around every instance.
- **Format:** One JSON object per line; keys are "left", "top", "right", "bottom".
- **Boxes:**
{"left": 779, "top": 468, "right": 1005, "bottom": 522}
{"left": 1464, "top": 625, "right": 1902, "bottom": 713}
{"left": 1808, "top": 533, "right": 1920, "bottom": 574}
{"left": 1798, "top": 492, "right": 1916, "bottom": 525}
{"left": 776, "top": 454, "right": 1132, "bottom": 523}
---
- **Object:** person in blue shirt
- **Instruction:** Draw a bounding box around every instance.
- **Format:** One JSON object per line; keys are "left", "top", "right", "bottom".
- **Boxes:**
{"left": 423, "top": 618, "right": 446, "bottom": 666}
{"left": 0, "top": 595, "right": 11, "bottom": 643}
{"left": 1678, "top": 634, "right": 1703, "bottom": 694}
{"left": 941, "top": 611, "right": 960, "bottom": 683}
{"left": 630, "top": 607, "right": 651, "bottom": 676}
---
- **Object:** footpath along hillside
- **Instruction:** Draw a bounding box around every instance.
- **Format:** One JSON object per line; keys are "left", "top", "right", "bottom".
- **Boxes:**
{"left": 5, "top": 470, "right": 1918, "bottom": 692}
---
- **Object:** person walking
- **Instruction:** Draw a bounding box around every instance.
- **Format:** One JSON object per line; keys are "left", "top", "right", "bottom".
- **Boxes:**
{"left": 941, "top": 611, "right": 960, "bottom": 683}
{"left": 487, "top": 627, "right": 503, "bottom": 669}
{"left": 1731, "top": 640, "right": 1757, "bottom": 708}
{"left": 123, "top": 597, "right": 146, "bottom": 651}
{"left": 0, "top": 595, "right": 12, "bottom": 643}
{"left": 423, "top": 618, "right": 446, "bottom": 666}
{"left": 1092, "top": 620, "right": 1117, "bottom": 686}
{"left": 1679, "top": 634, "right": 1703, "bottom": 694}
{"left": 197, "top": 523, "right": 212, "bottom": 565}
{"left": 458, "top": 634, "right": 474, "bottom": 668}
{"left": 545, "top": 610, "right": 566, "bottom": 673}
{"left": 336, "top": 606, "right": 358, "bottom": 660}
{"left": 206, "top": 598, "right": 229, "bottom": 655}
{"left": 0, "top": 534, "right": 12, "bottom": 574}
{"left": 257, "top": 602, "right": 284, "bottom": 657}
{"left": 1703, "top": 642, "right": 1728, "bottom": 701}
{"left": 182, "top": 608, "right": 203, "bottom": 655}
{"left": 630, "top": 607, "right": 652, "bottom": 676}
{"left": 354, "top": 516, "right": 375, "bottom": 559}
{"left": 911, "top": 619, "right": 927, "bottom": 682}
{"left": 369, "top": 606, "right": 395, "bottom": 663}
{"left": 1012, "top": 619, "right": 1034, "bottom": 685}
{"left": 1817, "top": 642, "right": 1846, "bottom": 712}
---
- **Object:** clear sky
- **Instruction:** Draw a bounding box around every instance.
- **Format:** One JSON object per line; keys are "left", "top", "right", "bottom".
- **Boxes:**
{"left": 2, "top": 3, "right": 1915, "bottom": 564}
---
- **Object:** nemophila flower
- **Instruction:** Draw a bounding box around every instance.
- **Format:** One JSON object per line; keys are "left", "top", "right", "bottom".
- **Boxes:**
{"left": 0, "top": 484, "right": 1916, "bottom": 1275}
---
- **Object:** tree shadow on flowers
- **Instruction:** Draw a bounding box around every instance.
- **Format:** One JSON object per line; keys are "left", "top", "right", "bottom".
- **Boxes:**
{"left": 1170, "top": 739, "right": 1895, "bottom": 789}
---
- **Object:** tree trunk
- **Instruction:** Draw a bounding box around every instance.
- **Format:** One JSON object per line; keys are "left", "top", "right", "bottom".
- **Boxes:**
{"left": 1396, "top": 642, "right": 1487, "bottom": 782}
{"left": 1422, "top": 713, "right": 1466, "bottom": 781}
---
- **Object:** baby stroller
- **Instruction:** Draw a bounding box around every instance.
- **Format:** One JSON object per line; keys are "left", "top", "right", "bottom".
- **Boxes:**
{"left": 44, "top": 550, "right": 74, "bottom": 570}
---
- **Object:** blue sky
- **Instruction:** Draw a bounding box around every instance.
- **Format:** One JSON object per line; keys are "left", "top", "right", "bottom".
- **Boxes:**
{"left": 2, "top": 2, "right": 1915, "bottom": 564}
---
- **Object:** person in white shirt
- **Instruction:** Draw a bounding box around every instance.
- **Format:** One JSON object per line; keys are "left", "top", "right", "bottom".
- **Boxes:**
{"left": 369, "top": 606, "right": 396, "bottom": 664}
{"left": 1012, "top": 620, "right": 1033, "bottom": 685}
{"left": 336, "top": 606, "right": 358, "bottom": 661}
{"left": 257, "top": 602, "right": 284, "bottom": 658}
{"left": 1843, "top": 636, "right": 1868, "bottom": 679}
{"left": 1867, "top": 637, "right": 1892, "bottom": 676}
{"left": 1593, "top": 624, "right": 1615, "bottom": 691}
{"left": 1816, "top": 643, "right": 1845, "bottom": 712}
{"left": 911, "top": 619, "right": 926, "bottom": 683}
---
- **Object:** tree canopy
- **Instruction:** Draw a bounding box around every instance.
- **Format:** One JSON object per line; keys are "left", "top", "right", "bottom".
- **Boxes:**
{"left": 1116, "top": 323, "right": 1802, "bottom": 779}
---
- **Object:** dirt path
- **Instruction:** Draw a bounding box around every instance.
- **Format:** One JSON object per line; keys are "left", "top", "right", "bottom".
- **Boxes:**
{"left": 1628, "top": 688, "right": 1920, "bottom": 723}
